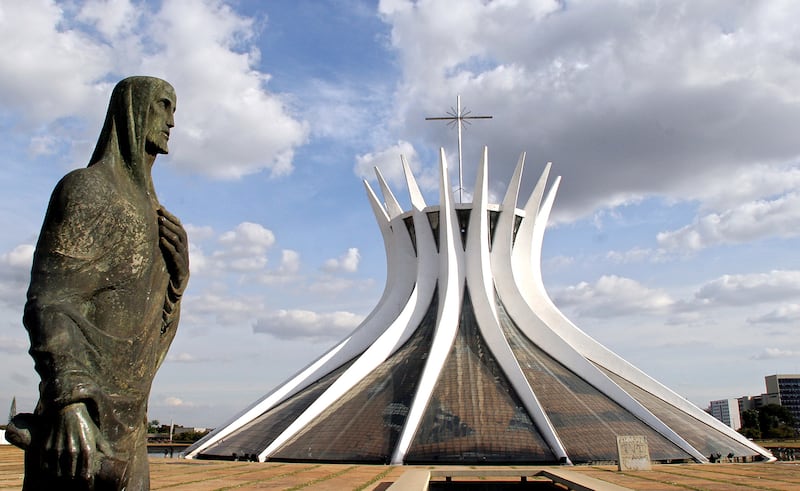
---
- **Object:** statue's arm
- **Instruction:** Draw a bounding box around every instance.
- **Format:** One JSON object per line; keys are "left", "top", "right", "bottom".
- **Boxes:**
{"left": 24, "top": 302, "right": 103, "bottom": 408}
{"left": 24, "top": 172, "right": 107, "bottom": 408}
{"left": 157, "top": 206, "right": 189, "bottom": 334}
{"left": 41, "top": 402, "right": 112, "bottom": 482}
{"left": 21, "top": 172, "right": 112, "bottom": 480}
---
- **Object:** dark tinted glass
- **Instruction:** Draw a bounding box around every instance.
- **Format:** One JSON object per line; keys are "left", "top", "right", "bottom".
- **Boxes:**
{"left": 406, "top": 288, "right": 556, "bottom": 463}
{"left": 601, "top": 367, "right": 760, "bottom": 458}
{"left": 271, "top": 290, "right": 440, "bottom": 462}
{"left": 197, "top": 361, "right": 353, "bottom": 459}
{"left": 497, "top": 299, "right": 691, "bottom": 463}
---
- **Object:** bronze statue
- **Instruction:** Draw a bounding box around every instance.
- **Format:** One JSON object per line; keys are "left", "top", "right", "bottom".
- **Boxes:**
{"left": 7, "top": 76, "right": 189, "bottom": 490}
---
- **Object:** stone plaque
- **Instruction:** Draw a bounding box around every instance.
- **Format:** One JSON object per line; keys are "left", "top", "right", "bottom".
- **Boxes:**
{"left": 616, "top": 435, "right": 651, "bottom": 471}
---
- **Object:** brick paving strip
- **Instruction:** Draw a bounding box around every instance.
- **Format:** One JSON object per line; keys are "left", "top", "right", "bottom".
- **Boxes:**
{"left": 566, "top": 467, "right": 680, "bottom": 491}
{"left": 0, "top": 447, "right": 23, "bottom": 491}
{"left": 282, "top": 465, "right": 359, "bottom": 490}
{"left": 661, "top": 463, "right": 800, "bottom": 489}
{"left": 151, "top": 461, "right": 273, "bottom": 487}
{"left": 3, "top": 446, "right": 800, "bottom": 490}
{"left": 352, "top": 467, "right": 400, "bottom": 491}
{"left": 655, "top": 464, "right": 800, "bottom": 491}
{"left": 316, "top": 465, "right": 407, "bottom": 491}
{"left": 586, "top": 466, "right": 736, "bottom": 491}
{"left": 581, "top": 464, "right": 800, "bottom": 491}
{"left": 153, "top": 462, "right": 322, "bottom": 490}
{"left": 653, "top": 468, "right": 785, "bottom": 491}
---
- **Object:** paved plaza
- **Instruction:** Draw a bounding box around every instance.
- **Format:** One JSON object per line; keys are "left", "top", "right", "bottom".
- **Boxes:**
{"left": 2, "top": 446, "right": 800, "bottom": 490}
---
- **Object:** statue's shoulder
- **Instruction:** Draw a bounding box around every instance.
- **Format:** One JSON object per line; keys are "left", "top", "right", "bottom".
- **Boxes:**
{"left": 51, "top": 166, "right": 115, "bottom": 208}
{"left": 38, "top": 165, "right": 138, "bottom": 260}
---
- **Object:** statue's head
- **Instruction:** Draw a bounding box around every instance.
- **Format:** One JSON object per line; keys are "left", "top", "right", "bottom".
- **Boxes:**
{"left": 89, "top": 76, "right": 176, "bottom": 171}
{"left": 142, "top": 79, "right": 176, "bottom": 155}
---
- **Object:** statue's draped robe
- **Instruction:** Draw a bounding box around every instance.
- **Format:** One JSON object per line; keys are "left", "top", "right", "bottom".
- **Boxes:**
{"left": 22, "top": 78, "right": 181, "bottom": 491}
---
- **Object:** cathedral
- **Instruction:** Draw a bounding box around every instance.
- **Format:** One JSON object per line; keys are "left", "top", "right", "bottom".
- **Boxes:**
{"left": 185, "top": 148, "right": 772, "bottom": 465}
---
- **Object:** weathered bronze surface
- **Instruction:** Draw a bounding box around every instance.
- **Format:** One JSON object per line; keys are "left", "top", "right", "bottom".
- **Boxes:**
{"left": 7, "top": 76, "right": 189, "bottom": 490}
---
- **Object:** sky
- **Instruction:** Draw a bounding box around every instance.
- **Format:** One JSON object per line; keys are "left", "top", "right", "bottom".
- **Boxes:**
{"left": 1, "top": 0, "right": 800, "bottom": 429}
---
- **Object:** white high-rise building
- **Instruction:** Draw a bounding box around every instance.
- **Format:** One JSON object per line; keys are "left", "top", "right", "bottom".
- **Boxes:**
{"left": 709, "top": 399, "right": 742, "bottom": 430}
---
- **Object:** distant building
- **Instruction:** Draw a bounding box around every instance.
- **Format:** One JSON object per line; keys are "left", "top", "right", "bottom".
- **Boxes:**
{"left": 709, "top": 399, "right": 742, "bottom": 430}
{"left": 765, "top": 374, "right": 800, "bottom": 429}
{"left": 739, "top": 392, "right": 781, "bottom": 412}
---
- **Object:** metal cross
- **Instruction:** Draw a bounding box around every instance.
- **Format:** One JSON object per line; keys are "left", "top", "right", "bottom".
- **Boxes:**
{"left": 426, "top": 95, "right": 492, "bottom": 202}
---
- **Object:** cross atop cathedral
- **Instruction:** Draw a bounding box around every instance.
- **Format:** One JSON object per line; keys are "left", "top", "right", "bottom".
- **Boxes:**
{"left": 426, "top": 95, "right": 492, "bottom": 202}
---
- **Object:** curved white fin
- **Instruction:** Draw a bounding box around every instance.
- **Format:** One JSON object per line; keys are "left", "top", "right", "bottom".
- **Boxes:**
{"left": 402, "top": 154, "right": 427, "bottom": 210}
{"left": 375, "top": 166, "right": 404, "bottom": 219}
{"left": 392, "top": 148, "right": 464, "bottom": 463}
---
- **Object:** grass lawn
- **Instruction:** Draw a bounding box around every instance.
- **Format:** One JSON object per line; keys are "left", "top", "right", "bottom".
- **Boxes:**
{"left": 755, "top": 438, "right": 800, "bottom": 448}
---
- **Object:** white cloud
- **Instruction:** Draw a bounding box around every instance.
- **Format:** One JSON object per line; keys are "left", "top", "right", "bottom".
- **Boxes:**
{"left": 185, "top": 224, "right": 215, "bottom": 242}
{"left": 183, "top": 223, "right": 302, "bottom": 281}
{"left": 355, "top": 140, "right": 423, "bottom": 189}
{"left": 1, "top": 244, "right": 34, "bottom": 268}
{"left": 219, "top": 222, "right": 275, "bottom": 249}
{"left": 77, "top": 0, "right": 138, "bottom": 40}
{"left": 184, "top": 225, "right": 215, "bottom": 276}
{"left": 0, "top": 244, "right": 35, "bottom": 309}
{"left": 258, "top": 250, "right": 303, "bottom": 285}
{"left": 554, "top": 275, "right": 674, "bottom": 318}
{"left": 657, "top": 192, "right": 800, "bottom": 252}
{"left": 0, "top": 0, "right": 308, "bottom": 179}
{"left": 323, "top": 248, "right": 360, "bottom": 273}
{"left": 0, "top": 1, "right": 113, "bottom": 125}
{"left": 164, "top": 396, "right": 195, "bottom": 408}
{"left": 543, "top": 255, "right": 574, "bottom": 269}
{"left": 302, "top": 80, "right": 391, "bottom": 144}
{"left": 167, "top": 352, "right": 198, "bottom": 363}
{"left": 213, "top": 222, "right": 275, "bottom": 272}
{"left": 278, "top": 249, "right": 301, "bottom": 275}
{"left": 751, "top": 348, "right": 800, "bottom": 360}
{"left": 748, "top": 304, "right": 800, "bottom": 325}
{"left": 187, "top": 243, "right": 208, "bottom": 275}
{"left": 146, "top": 0, "right": 309, "bottom": 179}
{"left": 0, "top": 335, "right": 29, "bottom": 354}
{"left": 605, "top": 247, "right": 671, "bottom": 264}
{"left": 694, "top": 270, "right": 800, "bottom": 306}
{"left": 377, "top": 1, "right": 800, "bottom": 221}
{"left": 253, "top": 309, "right": 363, "bottom": 341}
{"left": 682, "top": 165, "right": 800, "bottom": 213}
{"left": 183, "top": 291, "right": 265, "bottom": 328}
{"left": 28, "top": 135, "right": 60, "bottom": 157}
{"left": 308, "top": 276, "right": 375, "bottom": 296}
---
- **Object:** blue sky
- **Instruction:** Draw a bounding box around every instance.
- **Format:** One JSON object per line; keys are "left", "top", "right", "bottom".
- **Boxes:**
{"left": 2, "top": 0, "right": 800, "bottom": 428}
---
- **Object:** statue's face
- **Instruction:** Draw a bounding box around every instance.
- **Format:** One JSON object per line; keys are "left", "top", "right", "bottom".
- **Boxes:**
{"left": 146, "top": 87, "right": 176, "bottom": 155}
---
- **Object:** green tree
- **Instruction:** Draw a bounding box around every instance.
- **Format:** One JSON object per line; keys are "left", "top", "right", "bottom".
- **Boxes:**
{"left": 738, "top": 409, "right": 761, "bottom": 439}
{"left": 738, "top": 405, "right": 796, "bottom": 439}
{"left": 147, "top": 419, "right": 161, "bottom": 433}
{"left": 758, "top": 404, "right": 795, "bottom": 438}
{"left": 173, "top": 429, "right": 210, "bottom": 442}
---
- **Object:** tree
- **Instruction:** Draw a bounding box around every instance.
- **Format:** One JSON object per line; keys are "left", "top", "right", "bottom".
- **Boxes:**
{"left": 758, "top": 404, "right": 795, "bottom": 439}
{"left": 737, "top": 405, "right": 796, "bottom": 439}
{"left": 739, "top": 409, "right": 761, "bottom": 439}
{"left": 173, "top": 429, "right": 210, "bottom": 443}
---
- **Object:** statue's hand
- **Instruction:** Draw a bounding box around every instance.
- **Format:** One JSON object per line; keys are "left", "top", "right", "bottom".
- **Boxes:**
{"left": 157, "top": 207, "right": 189, "bottom": 295}
{"left": 42, "top": 402, "right": 112, "bottom": 483}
